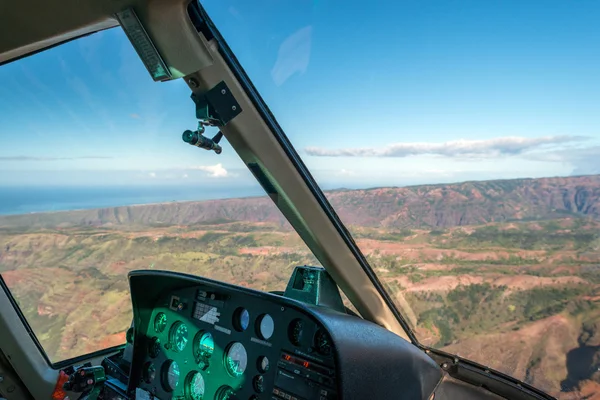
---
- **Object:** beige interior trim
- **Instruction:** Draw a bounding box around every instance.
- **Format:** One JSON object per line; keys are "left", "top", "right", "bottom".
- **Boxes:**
{"left": 0, "top": 20, "right": 117, "bottom": 65}
{"left": 0, "top": 345, "right": 30, "bottom": 399}
{"left": 0, "top": 0, "right": 213, "bottom": 75}
{"left": 0, "top": 0, "right": 121, "bottom": 65}
{"left": 0, "top": 286, "right": 57, "bottom": 399}
{"left": 135, "top": 0, "right": 214, "bottom": 78}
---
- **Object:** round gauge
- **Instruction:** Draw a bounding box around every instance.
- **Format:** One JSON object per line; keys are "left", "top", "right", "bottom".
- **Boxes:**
{"left": 154, "top": 312, "right": 167, "bottom": 333}
{"left": 161, "top": 360, "right": 180, "bottom": 392}
{"left": 233, "top": 308, "right": 250, "bottom": 332}
{"left": 215, "top": 386, "right": 235, "bottom": 400}
{"left": 224, "top": 342, "right": 248, "bottom": 377}
{"left": 143, "top": 362, "right": 156, "bottom": 384}
{"left": 194, "top": 331, "right": 214, "bottom": 360}
{"left": 257, "top": 356, "right": 269, "bottom": 373}
{"left": 185, "top": 371, "right": 205, "bottom": 400}
{"left": 314, "top": 329, "right": 332, "bottom": 356}
{"left": 169, "top": 321, "right": 189, "bottom": 352}
{"left": 253, "top": 375, "right": 264, "bottom": 393}
{"left": 288, "top": 319, "right": 304, "bottom": 346}
{"left": 148, "top": 337, "right": 161, "bottom": 358}
{"left": 256, "top": 314, "right": 274, "bottom": 340}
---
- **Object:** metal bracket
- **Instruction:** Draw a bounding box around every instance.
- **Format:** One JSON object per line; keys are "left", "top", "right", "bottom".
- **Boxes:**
{"left": 191, "top": 81, "right": 242, "bottom": 126}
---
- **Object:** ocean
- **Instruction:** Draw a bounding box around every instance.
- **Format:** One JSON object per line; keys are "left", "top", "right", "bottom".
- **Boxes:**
{"left": 0, "top": 185, "right": 266, "bottom": 216}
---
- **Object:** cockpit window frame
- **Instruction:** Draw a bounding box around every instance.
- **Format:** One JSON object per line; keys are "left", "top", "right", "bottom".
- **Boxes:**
{"left": 0, "top": 3, "right": 417, "bottom": 368}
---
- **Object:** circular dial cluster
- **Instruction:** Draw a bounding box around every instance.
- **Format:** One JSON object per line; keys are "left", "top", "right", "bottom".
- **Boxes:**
{"left": 233, "top": 308, "right": 250, "bottom": 331}
{"left": 256, "top": 314, "right": 274, "bottom": 340}
{"left": 148, "top": 337, "right": 161, "bottom": 358}
{"left": 185, "top": 371, "right": 205, "bottom": 400}
{"left": 161, "top": 360, "right": 180, "bottom": 392}
{"left": 169, "top": 321, "right": 189, "bottom": 352}
{"left": 224, "top": 342, "right": 248, "bottom": 377}
{"left": 193, "top": 331, "right": 214, "bottom": 370}
{"left": 215, "top": 386, "right": 236, "bottom": 400}
{"left": 194, "top": 331, "right": 214, "bottom": 359}
{"left": 154, "top": 312, "right": 167, "bottom": 333}
{"left": 257, "top": 356, "right": 269, "bottom": 373}
{"left": 288, "top": 319, "right": 304, "bottom": 346}
{"left": 147, "top": 308, "right": 277, "bottom": 398}
{"left": 143, "top": 362, "right": 156, "bottom": 384}
{"left": 314, "top": 329, "right": 332, "bottom": 356}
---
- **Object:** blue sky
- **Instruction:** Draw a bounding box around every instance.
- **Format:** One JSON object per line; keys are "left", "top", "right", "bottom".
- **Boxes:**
{"left": 1, "top": 0, "right": 599, "bottom": 191}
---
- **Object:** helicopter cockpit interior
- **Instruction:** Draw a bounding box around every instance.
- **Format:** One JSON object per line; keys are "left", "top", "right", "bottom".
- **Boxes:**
{"left": 0, "top": 1, "right": 587, "bottom": 400}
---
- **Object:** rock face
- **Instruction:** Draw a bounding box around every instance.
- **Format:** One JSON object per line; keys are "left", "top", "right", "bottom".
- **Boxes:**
{"left": 1, "top": 174, "right": 600, "bottom": 229}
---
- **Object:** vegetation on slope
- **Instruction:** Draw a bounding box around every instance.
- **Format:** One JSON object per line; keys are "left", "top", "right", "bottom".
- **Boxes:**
{"left": 1, "top": 174, "right": 600, "bottom": 399}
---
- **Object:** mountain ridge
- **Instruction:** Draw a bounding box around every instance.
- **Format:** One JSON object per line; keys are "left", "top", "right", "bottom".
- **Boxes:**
{"left": 1, "top": 174, "right": 599, "bottom": 229}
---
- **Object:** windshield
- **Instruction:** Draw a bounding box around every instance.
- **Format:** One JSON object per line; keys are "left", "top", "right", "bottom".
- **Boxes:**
{"left": 0, "top": 27, "right": 325, "bottom": 363}
{"left": 201, "top": 0, "right": 600, "bottom": 398}
{"left": 0, "top": 2, "right": 598, "bottom": 398}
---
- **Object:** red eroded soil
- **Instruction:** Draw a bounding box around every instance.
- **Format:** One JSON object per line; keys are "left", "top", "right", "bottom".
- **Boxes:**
{"left": 444, "top": 315, "right": 577, "bottom": 396}
{"left": 356, "top": 239, "right": 550, "bottom": 261}
{"left": 238, "top": 246, "right": 299, "bottom": 256}
{"left": 568, "top": 380, "right": 600, "bottom": 400}
{"left": 390, "top": 274, "right": 587, "bottom": 292}
{"left": 95, "top": 331, "right": 127, "bottom": 350}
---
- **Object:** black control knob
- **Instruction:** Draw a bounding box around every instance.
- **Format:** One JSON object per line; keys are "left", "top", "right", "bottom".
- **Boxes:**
{"left": 148, "top": 337, "right": 161, "bottom": 358}
{"left": 253, "top": 375, "right": 264, "bottom": 393}
{"left": 143, "top": 362, "right": 155, "bottom": 384}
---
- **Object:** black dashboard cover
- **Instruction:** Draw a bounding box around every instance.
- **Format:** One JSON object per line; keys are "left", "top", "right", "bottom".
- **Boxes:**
{"left": 128, "top": 270, "right": 442, "bottom": 400}
{"left": 313, "top": 306, "right": 443, "bottom": 399}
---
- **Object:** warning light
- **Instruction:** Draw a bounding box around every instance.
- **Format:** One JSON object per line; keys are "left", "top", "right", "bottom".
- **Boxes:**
{"left": 303, "top": 361, "right": 310, "bottom": 368}
{"left": 284, "top": 354, "right": 292, "bottom": 361}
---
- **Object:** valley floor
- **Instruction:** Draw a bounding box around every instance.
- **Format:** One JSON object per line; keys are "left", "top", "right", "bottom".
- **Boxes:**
{"left": 1, "top": 217, "right": 599, "bottom": 398}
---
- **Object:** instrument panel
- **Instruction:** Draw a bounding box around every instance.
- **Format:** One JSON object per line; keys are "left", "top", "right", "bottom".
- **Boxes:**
{"left": 128, "top": 270, "right": 443, "bottom": 400}
{"left": 133, "top": 280, "right": 337, "bottom": 400}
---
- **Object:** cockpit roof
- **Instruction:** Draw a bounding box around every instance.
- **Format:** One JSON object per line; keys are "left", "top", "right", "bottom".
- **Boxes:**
{"left": 0, "top": 0, "right": 123, "bottom": 65}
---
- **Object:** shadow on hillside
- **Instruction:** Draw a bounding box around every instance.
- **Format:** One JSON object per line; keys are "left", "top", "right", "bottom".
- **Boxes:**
{"left": 561, "top": 344, "right": 600, "bottom": 391}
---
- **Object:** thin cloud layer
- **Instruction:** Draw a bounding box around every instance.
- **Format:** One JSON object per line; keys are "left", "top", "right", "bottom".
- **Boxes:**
{"left": 531, "top": 145, "right": 600, "bottom": 175}
{"left": 305, "top": 135, "right": 588, "bottom": 158}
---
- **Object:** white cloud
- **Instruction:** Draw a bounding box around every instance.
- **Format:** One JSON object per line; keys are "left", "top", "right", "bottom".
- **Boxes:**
{"left": 305, "top": 135, "right": 588, "bottom": 158}
{"left": 148, "top": 172, "right": 156, "bottom": 178}
{"left": 190, "top": 163, "right": 229, "bottom": 178}
{"left": 182, "top": 173, "right": 188, "bottom": 179}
